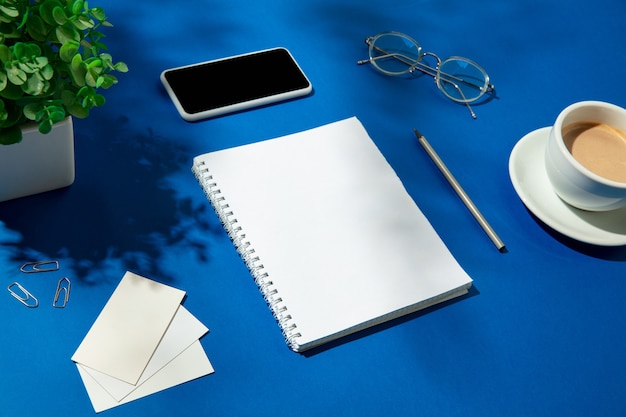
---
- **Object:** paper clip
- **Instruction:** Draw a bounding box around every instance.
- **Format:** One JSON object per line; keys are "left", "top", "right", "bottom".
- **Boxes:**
{"left": 8, "top": 282, "right": 39, "bottom": 308}
{"left": 20, "top": 260, "right": 60, "bottom": 274}
{"left": 53, "top": 277, "right": 71, "bottom": 308}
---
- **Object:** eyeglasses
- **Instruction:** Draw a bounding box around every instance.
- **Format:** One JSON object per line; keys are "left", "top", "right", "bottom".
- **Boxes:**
{"left": 357, "top": 31, "right": 495, "bottom": 119}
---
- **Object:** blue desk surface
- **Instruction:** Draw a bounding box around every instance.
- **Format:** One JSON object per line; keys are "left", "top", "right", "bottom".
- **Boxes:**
{"left": 2, "top": 0, "right": 625, "bottom": 416}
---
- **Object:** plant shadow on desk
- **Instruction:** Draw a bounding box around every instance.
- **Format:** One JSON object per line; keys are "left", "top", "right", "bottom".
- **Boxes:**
{"left": 0, "top": 115, "right": 222, "bottom": 283}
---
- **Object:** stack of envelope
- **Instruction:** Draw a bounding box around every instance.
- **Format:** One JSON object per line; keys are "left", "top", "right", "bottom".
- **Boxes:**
{"left": 72, "top": 271, "right": 214, "bottom": 413}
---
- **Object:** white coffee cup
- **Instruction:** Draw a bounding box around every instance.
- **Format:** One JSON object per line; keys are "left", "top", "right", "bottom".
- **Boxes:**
{"left": 545, "top": 101, "right": 626, "bottom": 211}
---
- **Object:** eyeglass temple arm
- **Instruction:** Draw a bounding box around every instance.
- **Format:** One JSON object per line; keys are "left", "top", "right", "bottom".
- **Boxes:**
{"left": 357, "top": 53, "right": 417, "bottom": 67}
{"left": 451, "top": 82, "right": 477, "bottom": 119}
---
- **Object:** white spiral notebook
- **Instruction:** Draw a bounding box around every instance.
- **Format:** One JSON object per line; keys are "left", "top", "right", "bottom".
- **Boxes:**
{"left": 192, "top": 117, "right": 473, "bottom": 352}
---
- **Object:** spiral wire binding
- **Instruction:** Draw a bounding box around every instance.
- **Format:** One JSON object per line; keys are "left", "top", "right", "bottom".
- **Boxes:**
{"left": 193, "top": 162, "right": 302, "bottom": 350}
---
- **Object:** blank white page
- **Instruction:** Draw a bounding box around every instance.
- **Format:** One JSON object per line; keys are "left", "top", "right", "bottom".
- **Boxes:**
{"left": 194, "top": 117, "right": 472, "bottom": 351}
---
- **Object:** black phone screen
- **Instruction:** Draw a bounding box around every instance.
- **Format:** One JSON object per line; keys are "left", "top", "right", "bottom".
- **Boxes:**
{"left": 162, "top": 48, "right": 311, "bottom": 116}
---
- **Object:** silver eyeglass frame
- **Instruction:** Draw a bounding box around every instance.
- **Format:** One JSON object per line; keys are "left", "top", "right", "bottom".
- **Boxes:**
{"left": 358, "top": 31, "right": 495, "bottom": 119}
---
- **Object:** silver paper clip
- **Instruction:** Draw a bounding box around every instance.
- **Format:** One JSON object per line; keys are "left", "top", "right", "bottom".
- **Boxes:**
{"left": 53, "top": 277, "right": 71, "bottom": 308}
{"left": 8, "top": 282, "right": 39, "bottom": 308}
{"left": 20, "top": 260, "right": 60, "bottom": 274}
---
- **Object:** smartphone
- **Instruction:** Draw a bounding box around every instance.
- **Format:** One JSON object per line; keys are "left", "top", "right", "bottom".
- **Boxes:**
{"left": 160, "top": 48, "right": 312, "bottom": 121}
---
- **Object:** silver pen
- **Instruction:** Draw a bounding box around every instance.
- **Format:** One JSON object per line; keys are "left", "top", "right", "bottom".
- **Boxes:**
{"left": 413, "top": 128, "right": 506, "bottom": 252}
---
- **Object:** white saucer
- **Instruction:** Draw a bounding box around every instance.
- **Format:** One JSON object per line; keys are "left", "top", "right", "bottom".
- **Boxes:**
{"left": 509, "top": 127, "right": 626, "bottom": 246}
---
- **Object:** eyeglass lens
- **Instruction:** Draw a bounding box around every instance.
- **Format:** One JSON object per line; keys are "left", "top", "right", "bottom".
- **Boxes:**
{"left": 368, "top": 33, "right": 421, "bottom": 75}
{"left": 437, "top": 58, "right": 489, "bottom": 103}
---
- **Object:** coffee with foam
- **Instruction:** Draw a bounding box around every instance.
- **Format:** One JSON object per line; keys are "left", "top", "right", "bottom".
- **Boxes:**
{"left": 562, "top": 122, "right": 626, "bottom": 183}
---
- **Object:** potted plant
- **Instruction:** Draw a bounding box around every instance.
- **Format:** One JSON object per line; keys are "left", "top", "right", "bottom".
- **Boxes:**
{"left": 0, "top": 0, "right": 127, "bottom": 201}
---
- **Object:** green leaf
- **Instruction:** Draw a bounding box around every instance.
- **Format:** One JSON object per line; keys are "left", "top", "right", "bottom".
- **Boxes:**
{"left": 70, "top": 57, "right": 86, "bottom": 86}
{"left": 89, "top": 7, "right": 106, "bottom": 21}
{"left": 16, "top": 8, "right": 29, "bottom": 30}
{"left": 7, "top": 67, "right": 27, "bottom": 85}
{"left": 114, "top": 62, "right": 128, "bottom": 73}
{"left": 66, "top": 101, "right": 89, "bottom": 118}
{"left": 26, "top": 43, "right": 43, "bottom": 57}
{"left": 26, "top": 15, "right": 48, "bottom": 42}
{"left": 86, "top": 58, "right": 103, "bottom": 69}
{"left": 99, "top": 53, "right": 112, "bottom": 64}
{"left": 85, "top": 69, "right": 97, "bottom": 87}
{"left": 0, "top": 81, "right": 23, "bottom": 100}
{"left": 52, "top": 6, "right": 68, "bottom": 25}
{"left": 35, "top": 56, "right": 49, "bottom": 68}
{"left": 71, "top": 0, "right": 86, "bottom": 15}
{"left": 56, "top": 24, "right": 80, "bottom": 44}
{"left": 98, "top": 74, "right": 116, "bottom": 88}
{"left": 23, "top": 102, "right": 40, "bottom": 120}
{"left": 59, "top": 40, "right": 80, "bottom": 63}
{"left": 24, "top": 74, "right": 43, "bottom": 95}
{"left": 73, "top": 14, "right": 94, "bottom": 30}
{"left": 70, "top": 66, "right": 86, "bottom": 86}
{"left": 70, "top": 52, "right": 83, "bottom": 69}
{"left": 93, "top": 93, "right": 105, "bottom": 106}
{"left": 76, "top": 85, "right": 90, "bottom": 98}
{"left": 0, "top": 5, "right": 19, "bottom": 18}
{"left": 89, "top": 31, "right": 105, "bottom": 45}
{"left": 41, "top": 64, "right": 54, "bottom": 81}
{"left": 0, "top": 125, "right": 22, "bottom": 145}
{"left": 50, "top": 109, "right": 66, "bottom": 123}
{"left": 38, "top": 118, "right": 53, "bottom": 134}
{"left": 39, "top": 0, "right": 64, "bottom": 25}
{"left": 61, "top": 89, "right": 76, "bottom": 106}
{"left": 0, "top": 44, "right": 10, "bottom": 62}
{"left": 0, "top": 71, "right": 7, "bottom": 91}
{"left": 13, "top": 42, "right": 26, "bottom": 59}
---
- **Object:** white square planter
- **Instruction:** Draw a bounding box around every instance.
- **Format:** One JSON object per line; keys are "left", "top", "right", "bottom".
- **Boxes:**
{"left": 0, "top": 117, "right": 75, "bottom": 202}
